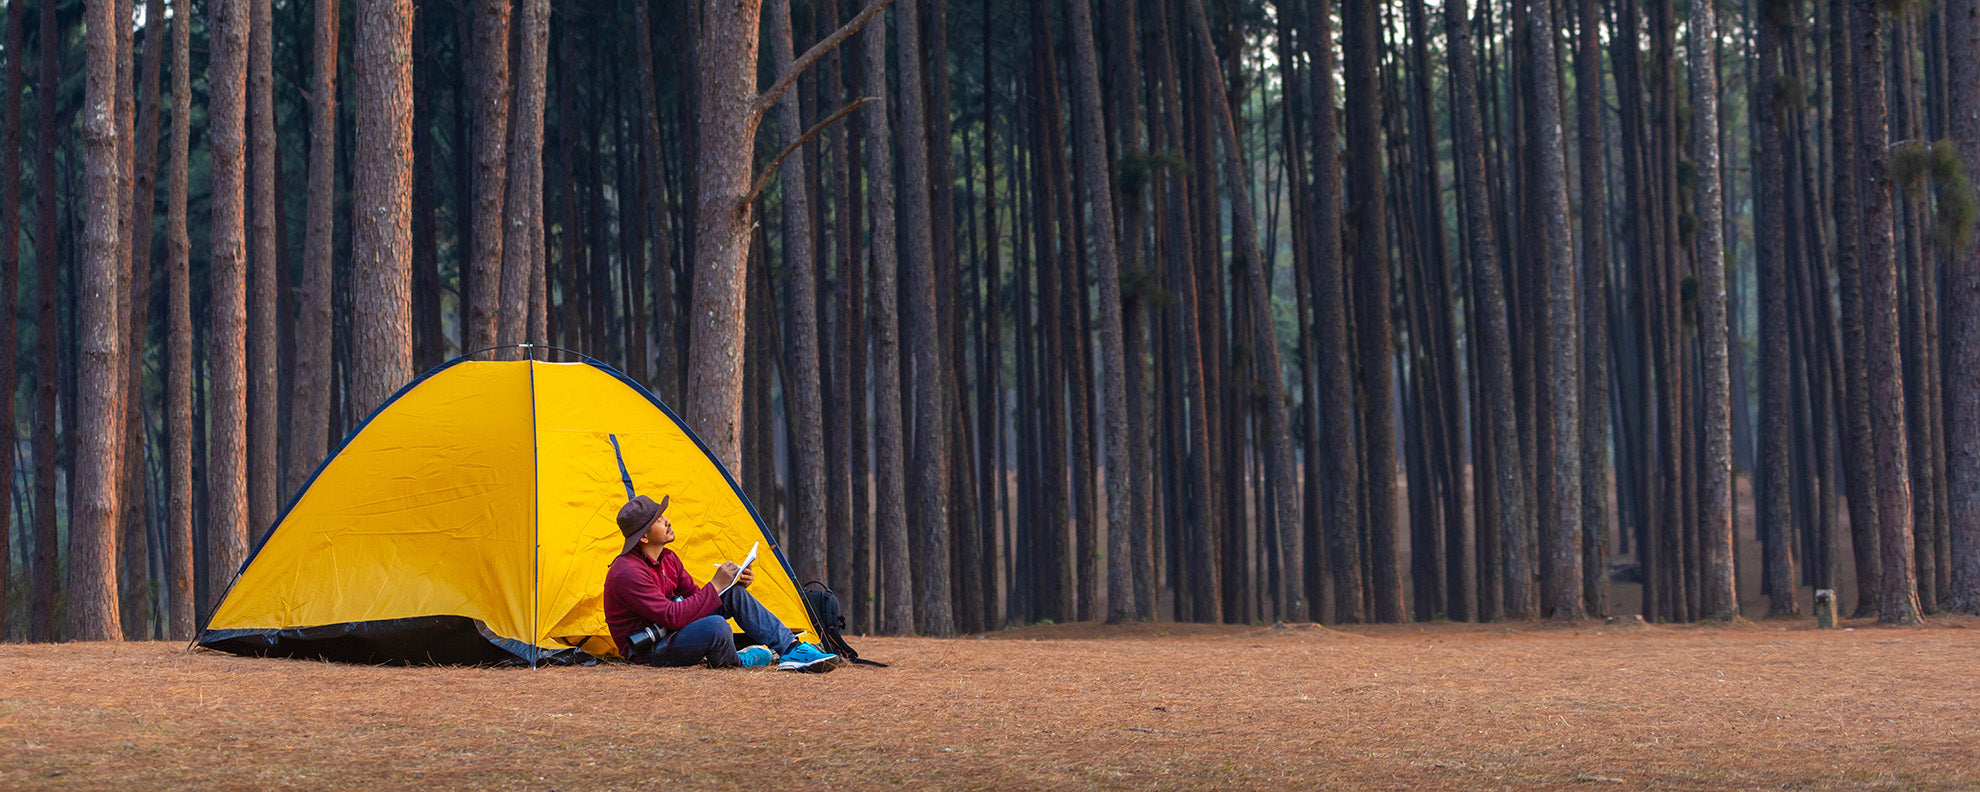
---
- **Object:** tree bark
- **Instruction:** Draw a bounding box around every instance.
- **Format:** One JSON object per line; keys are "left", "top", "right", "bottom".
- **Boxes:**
{"left": 1755, "top": 7, "right": 1798, "bottom": 617}
{"left": 1830, "top": 0, "right": 1879, "bottom": 618}
{"left": 685, "top": 0, "right": 764, "bottom": 475}
{"left": 69, "top": 0, "right": 127, "bottom": 641}
{"left": 1688, "top": 0, "right": 1736, "bottom": 621}
{"left": 862, "top": 2, "right": 913, "bottom": 635}
{"left": 1852, "top": 0, "right": 1923, "bottom": 624}
{"left": 505, "top": 0, "right": 549, "bottom": 349}
{"left": 1343, "top": 0, "right": 1400, "bottom": 622}
{"left": 1531, "top": 0, "right": 1584, "bottom": 621}
{"left": 1066, "top": 0, "right": 1135, "bottom": 625}
{"left": 290, "top": 0, "right": 339, "bottom": 498}
{"left": 768, "top": 0, "right": 827, "bottom": 587}
{"left": 1573, "top": 0, "right": 1612, "bottom": 618}
{"left": 1948, "top": 0, "right": 1980, "bottom": 614}
{"left": 635, "top": 0, "right": 673, "bottom": 396}
{"left": 207, "top": 0, "right": 252, "bottom": 607}
{"left": 351, "top": 0, "right": 414, "bottom": 413}
{"left": 121, "top": 0, "right": 165, "bottom": 639}
{"left": 467, "top": 0, "right": 510, "bottom": 350}
{"left": 247, "top": 0, "right": 279, "bottom": 535}
{"left": 166, "top": 0, "right": 194, "bottom": 638}
{"left": 0, "top": 0, "right": 24, "bottom": 641}
{"left": 894, "top": 0, "right": 955, "bottom": 636}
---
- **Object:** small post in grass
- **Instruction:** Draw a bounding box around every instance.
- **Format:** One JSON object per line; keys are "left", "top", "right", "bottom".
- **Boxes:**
{"left": 1814, "top": 589, "right": 1837, "bottom": 629}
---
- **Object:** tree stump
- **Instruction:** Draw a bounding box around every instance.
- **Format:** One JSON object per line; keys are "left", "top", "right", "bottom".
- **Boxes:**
{"left": 1815, "top": 589, "right": 1838, "bottom": 629}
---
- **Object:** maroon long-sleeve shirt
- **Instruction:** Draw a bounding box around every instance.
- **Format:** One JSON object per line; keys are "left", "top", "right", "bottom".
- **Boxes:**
{"left": 603, "top": 548, "right": 722, "bottom": 657}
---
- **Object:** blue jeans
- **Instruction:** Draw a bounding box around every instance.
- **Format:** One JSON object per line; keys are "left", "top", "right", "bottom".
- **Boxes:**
{"left": 641, "top": 586, "right": 795, "bottom": 668}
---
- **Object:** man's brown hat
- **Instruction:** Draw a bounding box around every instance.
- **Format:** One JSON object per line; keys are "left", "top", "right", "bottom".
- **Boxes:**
{"left": 616, "top": 494, "right": 669, "bottom": 557}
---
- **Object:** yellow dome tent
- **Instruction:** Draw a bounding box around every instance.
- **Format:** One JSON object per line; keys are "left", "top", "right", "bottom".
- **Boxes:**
{"left": 196, "top": 352, "right": 817, "bottom": 666}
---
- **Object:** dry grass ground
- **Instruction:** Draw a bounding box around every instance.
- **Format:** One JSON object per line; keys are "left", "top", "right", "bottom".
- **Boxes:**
{"left": 3, "top": 617, "right": 1977, "bottom": 791}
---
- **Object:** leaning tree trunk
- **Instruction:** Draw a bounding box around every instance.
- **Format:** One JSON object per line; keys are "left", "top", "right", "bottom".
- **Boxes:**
{"left": 207, "top": 0, "right": 253, "bottom": 604}
{"left": 1947, "top": 0, "right": 1980, "bottom": 614}
{"left": 1185, "top": 0, "right": 1303, "bottom": 623}
{"left": 289, "top": 0, "right": 339, "bottom": 496}
{"left": 69, "top": 0, "right": 128, "bottom": 641}
{"left": 166, "top": 0, "right": 194, "bottom": 637}
{"left": 1067, "top": 0, "right": 1136, "bottom": 625}
{"left": 468, "top": 0, "right": 511, "bottom": 349}
{"left": 1689, "top": 0, "right": 1737, "bottom": 621}
{"left": 1852, "top": 0, "right": 1923, "bottom": 624}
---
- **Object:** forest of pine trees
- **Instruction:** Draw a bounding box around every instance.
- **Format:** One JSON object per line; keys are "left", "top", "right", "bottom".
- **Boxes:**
{"left": 1, "top": 0, "right": 1977, "bottom": 641}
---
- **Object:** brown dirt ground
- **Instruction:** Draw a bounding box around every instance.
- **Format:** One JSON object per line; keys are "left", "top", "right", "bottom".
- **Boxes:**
{"left": 3, "top": 618, "right": 1978, "bottom": 791}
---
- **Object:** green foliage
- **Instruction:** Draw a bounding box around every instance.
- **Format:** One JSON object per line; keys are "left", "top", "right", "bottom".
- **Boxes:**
{"left": 1773, "top": 77, "right": 1809, "bottom": 114}
{"left": 1893, "top": 140, "right": 1934, "bottom": 199}
{"left": 1932, "top": 140, "right": 1977, "bottom": 253}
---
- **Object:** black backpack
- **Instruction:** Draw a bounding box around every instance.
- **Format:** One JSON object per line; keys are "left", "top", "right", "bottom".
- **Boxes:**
{"left": 801, "top": 581, "right": 886, "bottom": 667}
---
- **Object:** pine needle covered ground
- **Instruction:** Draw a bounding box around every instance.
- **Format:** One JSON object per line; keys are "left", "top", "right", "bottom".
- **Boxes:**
{"left": 3, "top": 618, "right": 1976, "bottom": 790}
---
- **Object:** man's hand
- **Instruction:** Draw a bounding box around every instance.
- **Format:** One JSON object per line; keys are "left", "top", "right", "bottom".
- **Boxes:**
{"left": 712, "top": 562, "right": 741, "bottom": 591}
{"left": 737, "top": 566, "right": 755, "bottom": 588}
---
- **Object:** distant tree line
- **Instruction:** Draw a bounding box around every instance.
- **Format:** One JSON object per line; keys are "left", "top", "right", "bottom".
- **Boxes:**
{"left": 1, "top": 0, "right": 1977, "bottom": 642}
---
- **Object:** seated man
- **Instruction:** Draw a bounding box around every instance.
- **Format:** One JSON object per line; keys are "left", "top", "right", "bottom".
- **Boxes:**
{"left": 603, "top": 494, "right": 838, "bottom": 673}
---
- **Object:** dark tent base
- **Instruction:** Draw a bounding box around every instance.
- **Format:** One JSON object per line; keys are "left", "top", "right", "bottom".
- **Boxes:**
{"left": 197, "top": 615, "right": 594, "bottom": 667}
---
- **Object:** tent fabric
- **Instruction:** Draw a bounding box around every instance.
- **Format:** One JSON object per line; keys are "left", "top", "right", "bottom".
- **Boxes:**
{"left": 197, "top": 357, "right": 816, "bottom": 666}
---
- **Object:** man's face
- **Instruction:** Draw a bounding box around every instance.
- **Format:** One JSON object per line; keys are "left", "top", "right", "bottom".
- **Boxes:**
{"left": 643, "top": 513, "right": 674, "bottom": 547}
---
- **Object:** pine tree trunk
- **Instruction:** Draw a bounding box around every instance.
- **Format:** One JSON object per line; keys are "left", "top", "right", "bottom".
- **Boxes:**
{"left": 1830, "top": 0, "right": 1880, "bottom": 618}
{"left": 862, "top": 4, "right": 914, "bottom": 635}
{"left": 1184, "top": 0, "right": 1302, "bottom": 623}
{"left": 1755, "top": 10, "right": 1799, "bottom": 618}
{"left": 165, "top": 0, "right": 194, "bottom": 638}
{"left": 1852, "top": 0, "right": 1923, "bottom": 624}
{"left": 1573, "top": 0, "right": 1612, "bottom": 618}
{"left": 207, "top": 0, "right": 253, "bottom": 607}
{"left": 635, "top": 1, "right": 673, "bottom": 396}
{"left": 1688, "top": 0, "right": 1736, "bottom": 621}
{"left": 1530, "top": 0, "right": 1584, "bottom": 621}
{"left": 69, "top": 0, "right": 127, "bottom": 641}
{"left": 0, "top": 0, "right": 24, "bottom": 641}
{"left": 1343, "top": 0, "right": 1401, "bottom": 623}
{"left": 892, "top": 0, "right": 954, "bottom": 636}
{"left": 122, "top": 0, "right": 166, "bottom": 638}
{"left": 767, "top": 0, "right": 827, "bottom": 588}
{"left": 1065, "top": 0, "right": 1135, "bottom": 625}
{"left": 1299, "top": 0, "right": 1360, "bottom": 624}
{"left": 506, "top": 0, "right": 549, "bottom": 349}
{"left": 247, "top": 0, "right": 279, "bottom": 535}
{"left": 1947, "top": 0, "right": 1980, "bottom": 615}
{"left": 351, "top": 0, "right": 414, "bottom": 412}
{"left": 290, "top": 0, "right": 339, "bottom": 498}
{"left": 465, "top": 0, "right": 509, "bottom": 350}
{"left": 684, "top": 0, "right": 764, "bottom": 475}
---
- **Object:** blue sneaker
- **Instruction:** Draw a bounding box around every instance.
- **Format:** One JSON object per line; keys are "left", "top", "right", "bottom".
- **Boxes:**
{"left": 777, "top": 641, "right": 838, "bottom": 673}
{"left": 737, "top": 645, "right": 778, "bottom": 668}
